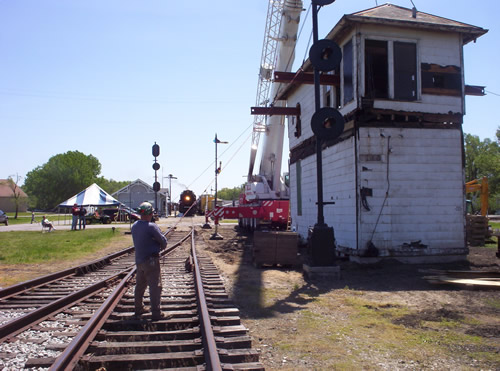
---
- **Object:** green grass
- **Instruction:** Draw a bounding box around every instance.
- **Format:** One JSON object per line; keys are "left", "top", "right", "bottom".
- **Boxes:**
{"left": 220, "top": 219, "right": 237, "bottom": 224}
{"left": 484, "top": 298, "right": 500, "bottom": 310}
{"left": 0, "top": 229, "right": 123, "bottom": 264}
{"left": 337, "top": 296, "right": 500, "bottom": 365}
{"left": 2, "top": 212, "right": 60, "bottom": 226}
{"left": 486, "top": 221, "right": 499, "bottom": 248}
{"left": 1, "top": 212, "right": 132, "bottom": 226}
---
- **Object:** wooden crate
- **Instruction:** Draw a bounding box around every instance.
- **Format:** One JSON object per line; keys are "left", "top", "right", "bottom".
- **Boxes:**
{"left": 253, "top": 231, "right": 299, "bottom": 266}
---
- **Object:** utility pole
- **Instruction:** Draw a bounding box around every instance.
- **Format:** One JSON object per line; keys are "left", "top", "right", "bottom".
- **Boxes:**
{"left": 210, "top": 133, "right": 227, "bottom": 240}
{"left": 165, "top": 174, "right": 177, "bottom": 216}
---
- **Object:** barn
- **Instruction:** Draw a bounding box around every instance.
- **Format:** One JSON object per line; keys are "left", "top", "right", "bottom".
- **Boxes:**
{"left": 0, "top": 179, "right": 28, "bottom": 213}
{"left": 112, "top": 179, "right": 168, "bottom": 215}
{"left": 281, "top": 4, "right": 487, "bottom": 262}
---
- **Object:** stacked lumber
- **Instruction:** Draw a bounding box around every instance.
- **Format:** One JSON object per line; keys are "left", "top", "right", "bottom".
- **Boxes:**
{"left": 466, "top": 215, "right": 489, "bottom": 246}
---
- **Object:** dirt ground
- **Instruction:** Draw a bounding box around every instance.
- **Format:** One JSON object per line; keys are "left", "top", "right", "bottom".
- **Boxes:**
{"left": 199, "top": 225, "right": 500, "bottom": 370}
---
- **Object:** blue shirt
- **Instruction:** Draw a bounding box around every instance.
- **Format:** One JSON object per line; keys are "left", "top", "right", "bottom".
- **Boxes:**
{"left": 131, "top": 220, "right": 167, "bottom": 265}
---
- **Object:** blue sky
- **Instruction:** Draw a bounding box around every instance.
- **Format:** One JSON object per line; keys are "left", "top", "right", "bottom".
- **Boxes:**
{"left": 1, "top": 0, "right": 498, "bottom": 201}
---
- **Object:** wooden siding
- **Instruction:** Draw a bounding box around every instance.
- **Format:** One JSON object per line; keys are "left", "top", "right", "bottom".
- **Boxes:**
{"left": 356, "top": 127, "right": 465, "bottom": 255}
{"left": 289, "top": 126, "right": 465, "bottom": 257}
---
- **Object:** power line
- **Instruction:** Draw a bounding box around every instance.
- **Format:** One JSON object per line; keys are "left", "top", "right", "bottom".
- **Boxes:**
{"left": 0, "top": 88, "right": 245, "bottom": 105}
{"left": 486, "top": 90, "right": 500, "bottom": 97}
{"left": 186, "top": 123, "right": 253, "bottom": 190}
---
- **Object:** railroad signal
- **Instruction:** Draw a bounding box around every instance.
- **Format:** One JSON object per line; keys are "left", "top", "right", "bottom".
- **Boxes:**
{"left": 308, "top": 0, "right": 339, "bottom": 266}
{"left": 152, "top": 143, "right": 160, "bottom": 157}
{"left": 152, "top": 142, "right": 161, "bottom": 212}
{"left": 311, "top": 107, "right": 345, "bottom": 140}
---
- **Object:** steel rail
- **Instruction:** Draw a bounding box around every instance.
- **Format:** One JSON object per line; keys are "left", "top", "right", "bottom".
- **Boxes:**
{"left": 0, "top": 269, "right": 130, "bottom": 343}
{"left": 48, "top": 228, "right": 193, "bottom": 370}
{"left": 50, "top": 268, "right": 136, "bottom": 371}
{"left": 0, "top": 247, "right": 134, "bottom": 300}
{"left": 0, "top": 226, "right": 175, "bottom": 300}
{"left": 191, "top": 228, "right": 222, "bottom": 371}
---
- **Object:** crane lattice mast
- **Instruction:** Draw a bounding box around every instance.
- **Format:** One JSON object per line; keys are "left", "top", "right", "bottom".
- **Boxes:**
{"left": 247, "top": 0, "right": 285, "bottom": 181}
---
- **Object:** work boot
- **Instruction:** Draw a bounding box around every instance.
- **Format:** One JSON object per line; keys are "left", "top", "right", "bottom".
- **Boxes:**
{"left": 152, "top": 312, "right": 171, "bottom": 321}
{"left": 134, "top": 307, "right": 148, "bottom": 317}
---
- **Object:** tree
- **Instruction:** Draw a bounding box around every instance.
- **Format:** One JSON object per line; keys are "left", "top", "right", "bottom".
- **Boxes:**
{"left": 217, "top": 185, "right": 245, "bottom": 201}
{"left": 464, "top": 133, "right": 500, "bottom": 212}
{"left": 24, "top": 151, "right": 101, "bottom": 210}
{"left": 95, "top": 177, "right": 130, "bottom": 195}
{"left": 1, "top": 175, "right": 24, "bottom": 219}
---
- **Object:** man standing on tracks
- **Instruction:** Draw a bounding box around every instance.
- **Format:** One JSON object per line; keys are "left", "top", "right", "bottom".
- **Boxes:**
{"left": 131, "top": 201, "right": 167, "bottom": 320}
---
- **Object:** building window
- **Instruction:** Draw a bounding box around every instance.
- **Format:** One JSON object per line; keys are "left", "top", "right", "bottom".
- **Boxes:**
{"left": 365, "top": 39, "right": 389, "bottom": 99}
{"left": 323, "top": 71, "right": 340, "bottom": 109}
{"left": 365, "top": 39, "right": 417, "bottom": 101}
{"left": 343, "top": 40, "right": 353, "bottom": 104}
{"left": 394, "top": 42, "right": 417, "bottom": 101}
{"left": 325, "top": 89, "right": 331, "bottom": 107}
{"left": 292, "top": 103, "right": 301, "bottom": 138}
{"left": 421, "top": 63, "right": 462, "bottom": 96}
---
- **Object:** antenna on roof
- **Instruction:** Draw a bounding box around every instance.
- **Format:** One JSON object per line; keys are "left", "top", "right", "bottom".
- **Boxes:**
{"left": 409, "top": 0, "right": 417, "bottom": 18}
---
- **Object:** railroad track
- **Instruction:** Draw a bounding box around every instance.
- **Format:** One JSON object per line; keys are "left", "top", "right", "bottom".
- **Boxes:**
{"left": 0, "top": 226, "right": 264, "bottom": 370}
{"left": 0, "top": 226, "right": 177, "bottom": 310}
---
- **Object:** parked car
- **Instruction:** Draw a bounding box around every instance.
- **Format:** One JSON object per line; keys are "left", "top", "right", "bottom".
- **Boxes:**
{"left": 102, "top": 208, "right": 140, "bottom": 222}
{"left": 85, "top": 212, "right": 112, "bottom": 225}
{"left": 0, "top": 210, "right": 8, "bottom": 226}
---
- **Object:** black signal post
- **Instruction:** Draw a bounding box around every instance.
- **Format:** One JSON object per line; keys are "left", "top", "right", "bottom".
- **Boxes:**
{"left": 308, "top": 0, "right": 345, "bottom": 266}
{"left": 210, "top": 133, "right": 227, "bottom": 240}
{"left": 165, "top": 174, "right": 177, "bottom": 216}
{"left": 152, "top": 142, "right": 161, "bottom": 213}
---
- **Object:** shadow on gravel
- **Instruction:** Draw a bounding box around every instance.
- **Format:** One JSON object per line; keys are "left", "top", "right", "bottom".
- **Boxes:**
{"left": 204, "top": 225, "right": 500, "bottom": 320}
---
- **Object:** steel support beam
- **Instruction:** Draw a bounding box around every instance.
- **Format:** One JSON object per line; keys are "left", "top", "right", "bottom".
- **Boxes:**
{"left": 274, "top": 71, "right": 340, "bottom": 85}
{"left": 250, "top": 106, "right": 300, "bottom": 116}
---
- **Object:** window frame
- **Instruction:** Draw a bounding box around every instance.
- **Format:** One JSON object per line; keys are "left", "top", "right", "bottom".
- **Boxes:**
{"left": 362, "top": 36, "right": 419, "bottom": 101}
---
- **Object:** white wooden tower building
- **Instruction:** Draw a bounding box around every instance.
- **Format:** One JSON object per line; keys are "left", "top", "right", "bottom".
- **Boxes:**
{"left": 279, "top": 4, "right": 487, "bottom": 262}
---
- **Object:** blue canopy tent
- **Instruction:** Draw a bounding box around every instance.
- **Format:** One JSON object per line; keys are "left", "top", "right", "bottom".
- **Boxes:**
{"left": 58, "top": 183, "right": 121, "bottom": 208}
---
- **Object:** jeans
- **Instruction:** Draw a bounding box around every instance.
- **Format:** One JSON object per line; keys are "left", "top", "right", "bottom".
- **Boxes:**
{"left": 79, "top": 216, "right": 86, "bottom": 229}
{"left": 72, "top": 215, "right": 78, "bottom": 230}
{"left": 135, "top": 256, "right": 162, "bottom": 316}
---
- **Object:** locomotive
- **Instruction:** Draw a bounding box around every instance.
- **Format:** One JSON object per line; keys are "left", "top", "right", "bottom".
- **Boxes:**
{"left": 178, "top": 190, "right": 198, "bottom": 216}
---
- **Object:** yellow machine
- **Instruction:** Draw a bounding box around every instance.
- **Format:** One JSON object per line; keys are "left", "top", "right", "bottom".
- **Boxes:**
{"left": 199, "top": 194, "right": 215, "bottom": 215}
{"left": 465, "top": 176, "right": 489, "bottom": 216}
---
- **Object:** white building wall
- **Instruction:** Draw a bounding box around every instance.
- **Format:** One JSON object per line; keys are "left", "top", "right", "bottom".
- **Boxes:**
{"left": 357, "top": 127, "right": 465, "bottom": 256}
{"left": 322, "top": 138, "right": 357, "bottom": 248}
{"left": 290, "top": 126, "right": 466, "bottom": 258}
{"left": 288, "top": 86, "right": 316, "bottom": 150}
{"left": 290, "top": 138, "right": 357, "bottom": 246}
{"left": 290, "top": 155, "right": 317, "bottom": 238}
